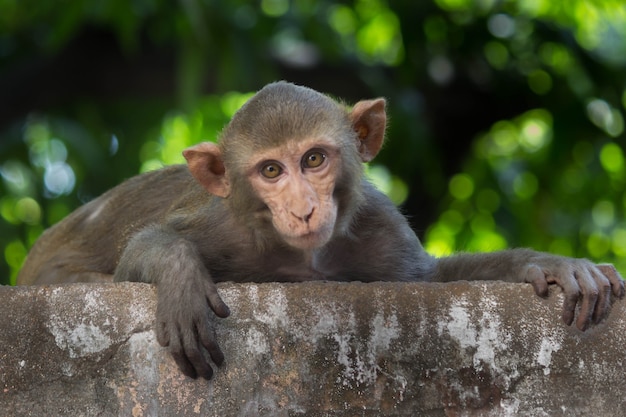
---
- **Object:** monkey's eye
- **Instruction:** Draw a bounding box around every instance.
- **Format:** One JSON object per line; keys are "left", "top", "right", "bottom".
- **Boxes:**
{"left": 261, "top": 162, "right": 283, "bottom": 179}
{"left": 303, "top": 151, "right": 326, "bottom": 169}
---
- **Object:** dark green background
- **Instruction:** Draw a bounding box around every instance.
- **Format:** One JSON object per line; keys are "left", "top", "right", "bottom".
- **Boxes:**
{"left": 2, "top": 0, "right": 625, "bottom": 285}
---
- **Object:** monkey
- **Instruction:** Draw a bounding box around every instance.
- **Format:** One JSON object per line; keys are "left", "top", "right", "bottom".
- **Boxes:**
{"left": 17, "top": 81, "right": 625, "bottom": 380}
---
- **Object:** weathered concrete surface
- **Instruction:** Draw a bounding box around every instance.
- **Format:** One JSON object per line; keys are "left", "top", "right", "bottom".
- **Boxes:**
{"left": 1, "top": 281, "right": 625, "bottom": 417}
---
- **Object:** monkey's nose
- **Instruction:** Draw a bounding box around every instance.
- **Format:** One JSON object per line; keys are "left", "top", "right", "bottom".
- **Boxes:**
{"left": 292, "top": 208, "right": 314, "bottom": 224}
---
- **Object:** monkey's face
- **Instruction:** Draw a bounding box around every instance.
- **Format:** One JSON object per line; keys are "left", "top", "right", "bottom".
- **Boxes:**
{"left": 247, "top": 137, "right": 341, "bottom": 250}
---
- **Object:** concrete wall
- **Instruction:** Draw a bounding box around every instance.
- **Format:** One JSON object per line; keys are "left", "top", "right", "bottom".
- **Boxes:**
{"left": 1, "top": 281, "right": 625, "bottom": 417}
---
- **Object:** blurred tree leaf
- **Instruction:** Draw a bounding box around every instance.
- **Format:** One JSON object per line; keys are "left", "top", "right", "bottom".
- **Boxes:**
{"left": 1, "top": 0, "right": 625, "bottom": 285}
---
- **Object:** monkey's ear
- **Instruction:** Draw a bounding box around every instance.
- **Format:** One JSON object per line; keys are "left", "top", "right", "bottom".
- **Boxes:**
{"left": 350, "top": 98, "right": 387, "bottom": 162}
{"left": 183, "top": 142, "right": 230, "bottom": 198}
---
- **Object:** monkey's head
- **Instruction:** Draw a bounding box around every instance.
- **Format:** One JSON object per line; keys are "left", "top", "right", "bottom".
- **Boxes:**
{"left": 184, "top": 81, "right": 386, "bottom": 251}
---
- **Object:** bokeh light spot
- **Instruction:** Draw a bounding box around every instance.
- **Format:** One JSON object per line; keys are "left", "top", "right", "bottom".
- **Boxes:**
{"left": 487, "top": 14, "right": 516, "bottom": 39}
{"left": 587, "top": 232, "right": 611, "bottom": 258}
{"left": 261, "top": 0, "right": 289, "bottom": 17}
{"left": 591, "top": 200, "right": 615, "bottom": 228}
{"left": 15, "top": 197, "right": 41, "bottom": 225}
{"left": 599, "top": 143, "right": 624, "bottom": 174}
{"left": 449, "top": 173, "right": 474, "bottom": 200}
{"left": 484, "top": 41, "right": 509, "bottom": 69}
{"left": 528, "top": 70, "right": 552, "bottom": 95}
{"left": 513, "top": 171, "right": 538, "bottom": 199}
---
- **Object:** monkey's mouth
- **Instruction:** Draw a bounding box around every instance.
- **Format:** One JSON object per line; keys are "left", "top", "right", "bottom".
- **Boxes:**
{"left": 284, "top": 228, "right": 333, "bottom": 250}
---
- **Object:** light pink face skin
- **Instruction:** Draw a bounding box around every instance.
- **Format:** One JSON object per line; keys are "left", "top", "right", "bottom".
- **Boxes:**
{"left": 247, "top": 137, "right": 341, "bottom": 250}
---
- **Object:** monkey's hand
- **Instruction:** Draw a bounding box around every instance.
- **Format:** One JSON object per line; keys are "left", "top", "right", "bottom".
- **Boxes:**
{"left": 523, "top": 256, "right": 624, "bottom": 331}
{"left": 155, "top": 274, "right": 231, "bottom": 379}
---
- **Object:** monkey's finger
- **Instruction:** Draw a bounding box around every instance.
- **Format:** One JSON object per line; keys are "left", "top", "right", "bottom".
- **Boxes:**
{"left": 196, "top": 320, "right": 225, "bottom": 366}
{"left": 182, "top": 331, "right": 214, "bottom": 380}
{"left": 169, "top": 336, "right": 201, "bottom": 379}
{"left": 592, "top": 272, "right": 611, "bottom": 324}
{"left": 205, "top": 284, "right": 231, "bottom": 318}
{"left": 561, "top": 292, "right": 579, "bottom": 327}
{"left": 572, "top": 270, "right": 600, "bottom": 331}
{"left": 549, "top": 271, "right": 580, "bottom": 327}
{"left": 524, "top": 265, "right": 549, "bottom": 297}
{"left": 596, "top": 264, "right": 625, "bottom": 298}
{"left": 589, "top": 266, "right": 612, "bottom": 324}
{"left": 156, "top": 320, "right": 170, "bottom": 347}
{"left": 171, "top": 352, "right": 200, "bottom": 379}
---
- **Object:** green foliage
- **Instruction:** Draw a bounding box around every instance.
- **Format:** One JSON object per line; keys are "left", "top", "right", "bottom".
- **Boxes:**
{"left": 1, "top": 0, "right": 625, "bottom": 284}
{"left": 139, "top": 92, "right": 255, "bottom": 172}
{"left": 0, "top": 94, "right": 248, "bottom": 283}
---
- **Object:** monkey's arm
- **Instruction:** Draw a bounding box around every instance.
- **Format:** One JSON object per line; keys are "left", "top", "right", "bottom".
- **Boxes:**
{"left": 352, "top": 184, "right": 624, "bottom": 330}
{"left": 430, "top": 249, "right": 625, "bottom": 330}
{"left": 114, "top": 224, "right": 230, "bottom": 379}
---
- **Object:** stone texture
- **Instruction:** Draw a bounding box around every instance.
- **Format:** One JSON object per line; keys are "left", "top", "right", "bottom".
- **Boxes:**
{"left": 1, "top": 281, "right": 625, "bottom": 417}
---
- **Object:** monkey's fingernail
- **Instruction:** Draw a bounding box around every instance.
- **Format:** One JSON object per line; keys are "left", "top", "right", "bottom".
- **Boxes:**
{"left": 216, "top": 304, "right": 231, "bottom": 318}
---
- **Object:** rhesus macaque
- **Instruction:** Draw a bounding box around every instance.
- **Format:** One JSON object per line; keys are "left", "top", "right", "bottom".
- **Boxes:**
{"left": 18, "top": 81, "right": 624, "bottom": 380}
